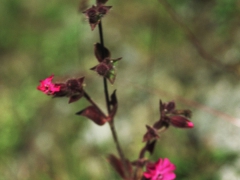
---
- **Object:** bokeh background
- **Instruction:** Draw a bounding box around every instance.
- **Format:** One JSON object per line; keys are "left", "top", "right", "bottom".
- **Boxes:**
{"left": 1, "top": 0, "right": 240, "bottom": 179}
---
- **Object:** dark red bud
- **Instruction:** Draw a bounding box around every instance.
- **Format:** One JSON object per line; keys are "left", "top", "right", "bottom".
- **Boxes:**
{"left": 165, "top": 101, "right": 175, "bottom": 112}
{"left": 95, "top": 62, "right": 111, "bottom": 76}
{"left": 89, "top": 16, "right": 99, "bottom": 24}
{"left": 87, "top": 9, "right": 97, "bottom": 17}
{"left": 97, "top": 6, "right": 112, "bottom": 15}
{"left": 94, "top": 43, "right": 111, "bottom": 62}
{"left": 170, "top": 115, "right": 194, "bottom": 128}
{"left": 66, "top": 78, "right": 83, "bottom": 93}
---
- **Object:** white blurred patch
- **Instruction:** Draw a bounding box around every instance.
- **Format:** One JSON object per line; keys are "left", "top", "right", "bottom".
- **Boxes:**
{"left": 219, "top": 158, "right": 240, "bottom": 180}
{"left": 83, "top": 123, "right": 111, "bottom": 144}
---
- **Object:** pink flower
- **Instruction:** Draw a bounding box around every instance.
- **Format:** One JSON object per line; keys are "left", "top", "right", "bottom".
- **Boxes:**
{"left": 37, "top": 75, "right": 61, "bottom": 95}
{"left": 144, "top": 158, "right": 176, "bottom": 180}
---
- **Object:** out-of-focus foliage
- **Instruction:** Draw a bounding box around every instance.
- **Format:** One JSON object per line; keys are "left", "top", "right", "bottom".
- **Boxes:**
{"left": 0, "top": 0, "right": 240, "bottom": 179}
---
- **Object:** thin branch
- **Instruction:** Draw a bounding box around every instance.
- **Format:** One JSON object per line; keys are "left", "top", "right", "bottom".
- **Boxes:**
{"left": 83, "top": 91, "right": 106, "bottom": 116}
{"left": 158, "top": 0, "right": 239, "bottom": 78}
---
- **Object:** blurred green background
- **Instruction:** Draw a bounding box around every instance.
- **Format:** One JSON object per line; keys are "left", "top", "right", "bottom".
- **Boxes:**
{"left": 1, "top": 0, "right": 240, "bottom": 179}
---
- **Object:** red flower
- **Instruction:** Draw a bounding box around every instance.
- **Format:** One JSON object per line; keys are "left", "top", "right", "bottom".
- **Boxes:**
{"left": 144, "top": 158, "right": 176, "bottom": 180}
{"left": 37, "top": 75, "right": 61, "bottom": 95}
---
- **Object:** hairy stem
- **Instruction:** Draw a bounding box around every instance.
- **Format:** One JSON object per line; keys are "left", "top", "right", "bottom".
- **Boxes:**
{"left": 98, "top": 21, "right": 129, "bottom": 178}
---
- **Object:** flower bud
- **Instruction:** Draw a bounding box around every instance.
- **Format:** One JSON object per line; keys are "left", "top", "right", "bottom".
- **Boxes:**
{"left": 169, "top": 115, "right": 194, "bottom": 128}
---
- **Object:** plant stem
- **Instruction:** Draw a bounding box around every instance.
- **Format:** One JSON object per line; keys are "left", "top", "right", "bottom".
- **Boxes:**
{"left": 98, "top": 21, "right": 111, "bottom": 113}
{"left": 98, "top": 21, "right": 129, "bottom": 178}
{"left": 83, "top": 91, "right": 106, "bottom": 115}
{"left": 133, "top": 141, "right": 150, "bottom": 180}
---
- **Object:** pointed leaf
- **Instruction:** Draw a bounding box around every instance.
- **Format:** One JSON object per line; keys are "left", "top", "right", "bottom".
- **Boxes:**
{"left": 107, "top": 154, "right": 125, "bottom": 179}
{"left": 107, "top": 155, "right": 132, "bottom": 180}
{"left": 90, "top": 21, "right": 99, "bottom": 31}
{"left": 112, "top": 57, "right": 122, "bottom": 65}
{"left": 126, "top": 159, "right": 133, "bottom": 179}
{"left": 90, "top": 65, "right": 98, "bottom": 71}
{"left": 159, "top": 100, "right": 164, "bottom": 113}
{"left": 109, "top": 90, "right": 118, "bottom": 119}
{"left": 107, "top": 69, "right": 116, "bottom": 84}
{"left": 94, "top": 43, "right": 111, "bottom": 62}
{"left": 76, "top": 106, "right": 107, "bottom": 125}
{"left": 145, "top": 140, "right": 157, "bottom": 155}
{"left": 110, "top": 90, "right": 117, "bottom": 106}
{"left": 78, "top": 77, "right": 85, "bottom": 84}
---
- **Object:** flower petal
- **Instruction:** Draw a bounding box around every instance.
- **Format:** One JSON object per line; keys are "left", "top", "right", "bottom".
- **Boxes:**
{"left": 144, "top": 158, "right": 176, "bottom": 180}
{"left": 37, "top": 75, "right": 61, "bottom": 95}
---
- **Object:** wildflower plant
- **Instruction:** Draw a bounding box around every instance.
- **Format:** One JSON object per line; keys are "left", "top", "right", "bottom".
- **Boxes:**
{"left": 37, "top": 0, "right": 194, "bottom": 179}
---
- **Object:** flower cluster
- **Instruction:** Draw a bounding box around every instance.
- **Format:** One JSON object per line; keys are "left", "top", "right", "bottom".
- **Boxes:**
{"left": 158, "top": 100, "right": 193, "bottom": 128}
{"left": 143, "top": 100, "right": 194, "bottom": 142}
